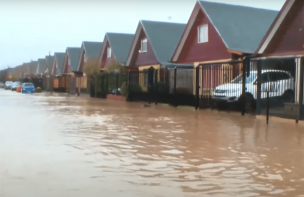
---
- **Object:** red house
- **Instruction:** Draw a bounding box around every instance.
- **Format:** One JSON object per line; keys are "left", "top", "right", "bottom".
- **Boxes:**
{"left": 125, "top": 20, "right": 190, "bottom": 91}
{"left": 255, "top": 0, "right": 304, "bottom": 57}
{"left": 99, "top": 33, "right": 134, "bottom": 69}
{"left": 171, "top": 0, "right": 278, "bottom": 94}
{"left": 253, "top": 0, "right": 304, "bottom": 118}
{"left": 61, "top": 47, "right": 82, "bottom": 95}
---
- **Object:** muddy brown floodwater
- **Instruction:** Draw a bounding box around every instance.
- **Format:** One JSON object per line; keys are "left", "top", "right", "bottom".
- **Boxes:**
{"left": 1, "top": 90, "right": 304, "bottom": 197}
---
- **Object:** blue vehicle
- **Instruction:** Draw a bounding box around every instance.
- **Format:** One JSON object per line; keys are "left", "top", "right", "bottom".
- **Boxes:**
{"left": 21, "top": 83, "right": 35, "bottom": 93}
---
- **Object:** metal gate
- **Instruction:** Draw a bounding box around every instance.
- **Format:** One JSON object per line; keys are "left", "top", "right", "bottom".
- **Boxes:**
{"left": 255, "top": 58, "right": 299, "bottom": 120}
{"left": 127, "top": 67, "right": 156, "bottom": 103}
{"left": 198, "top": 60, "right": 245, "bottom": 111}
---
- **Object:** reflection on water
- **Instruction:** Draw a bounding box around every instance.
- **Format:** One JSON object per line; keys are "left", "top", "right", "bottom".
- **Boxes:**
{"left": 0, "top": 90, "right": 304, "bottom": 197}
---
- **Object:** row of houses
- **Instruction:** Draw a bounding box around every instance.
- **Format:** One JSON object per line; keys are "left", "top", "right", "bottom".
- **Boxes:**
{"left": 0, "top": 0, "right": 303, "bottom": 120}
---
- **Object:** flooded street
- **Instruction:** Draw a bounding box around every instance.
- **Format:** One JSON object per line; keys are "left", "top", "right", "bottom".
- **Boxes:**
{"left": 1, "top": 90, "right": 304, "bottom": 197}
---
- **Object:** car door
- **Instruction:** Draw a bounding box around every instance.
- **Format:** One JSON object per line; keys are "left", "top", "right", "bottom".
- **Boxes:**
{"left": 260, "top": 72, "right": 270, "bottom": 99}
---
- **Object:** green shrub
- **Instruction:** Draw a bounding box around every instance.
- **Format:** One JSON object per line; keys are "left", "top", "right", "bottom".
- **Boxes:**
{"left": 120, "top": 82, "right": 143, "bottom": 100}
{"left": 36, "top": 87, "right": 42, "bottom": 93}
{"left": 129, "top": 84, "right": 143, "bottom": 92}
{"left": 120, "top": 82, "right": 128, "bottom": 96}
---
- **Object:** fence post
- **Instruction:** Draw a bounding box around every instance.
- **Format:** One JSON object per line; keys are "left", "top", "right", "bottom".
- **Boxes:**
{"left": 241, "top": 58, "right": 247, "bottom": 116}
{"left": 154, "top": 69, "right": 158, "bottom": 105}
{"left": 298, "top": 57, "right": 304, "bottom": 121}
{"left": 173, "top": 67, "right": 177, "bottom": 94}
{"left": 256, "top": 60, "right": 262, "bottom": 115}
{"left": 116, "top": 72, "right": 119, "bottom": 96}
{"left": 266, "top": 91, "right": 269, "bottom": 124}
{"left": 127, "top": 71, "right": 131, "bottom": 101}
{"left": 195, "top": 66, "right": 200, "bottom": 110}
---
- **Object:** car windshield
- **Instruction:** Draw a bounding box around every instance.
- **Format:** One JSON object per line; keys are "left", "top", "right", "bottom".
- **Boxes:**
{"left": 23, "top": 83, "right": 34, "bottom": 87}
{"left": 5, "top": 81, "right": 13, "bottom": 85}
{"left": 231, "top": 73, "right": 257, "bottom": 84}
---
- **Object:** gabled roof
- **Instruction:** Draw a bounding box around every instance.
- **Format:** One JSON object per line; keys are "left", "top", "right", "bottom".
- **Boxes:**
{"left": 255, "top": 0, "right": 297, "bottom": 55}
{"left": 37, "top": 58, "right": 45, "bottom": 74}
{"left": 66, "top": 47, "right": 82, "bottom": 72}
{"left": 77, "top": 41, "right": 103, "bottom": 71}
{"left": 82, "top": 41, "right": 103, "bottom": 58}
{"left": 45, "top": 55, "right": 54, "bottom": 74}
{"left": 54, "top": 52, "right": 65, "bottom": 75}
{"left": 126, "top": 20, "right": 186, "bottom": 66}
{"left": 172, "top": 1, "right": 279, "bottom": 61}
{"left": 101, "top": 33, "right": 134, "bottom": 64}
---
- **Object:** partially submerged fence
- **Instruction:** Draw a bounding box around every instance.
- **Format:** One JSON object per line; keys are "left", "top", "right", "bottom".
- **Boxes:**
{"left": 126, "top": 67, "right": 196, "bottom": 107}
{"left": 90, "top": 57, "right": 304, "bottom": 121}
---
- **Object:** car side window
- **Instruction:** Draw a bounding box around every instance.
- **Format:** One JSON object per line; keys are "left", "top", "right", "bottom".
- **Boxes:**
{"left": 260, "top": 73, "right": 269, "bottom": 83}
{"left": 268, "top": 72, "right": 290, "bottom": 82}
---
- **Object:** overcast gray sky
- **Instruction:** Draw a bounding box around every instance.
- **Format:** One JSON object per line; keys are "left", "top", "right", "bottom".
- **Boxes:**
{"left": 0, "top": 0, "right": 285, "bottom": 69}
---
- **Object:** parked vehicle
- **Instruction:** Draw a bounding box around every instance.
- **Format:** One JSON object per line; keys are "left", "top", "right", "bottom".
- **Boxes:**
{"left": 16, "top": 83, "right": 23, "bottom": 93}
{"left": 112, "top": 88, "right": 121, "bottom": 95}
{"left": 11, "top": 81, "right": 21, "bottom": 91}
{"left": 4, "top": 81, "right": 13, "bottom": 90}
{"left": 21, "top": 83, "right": 35, "bottom": 93}
{"left": 212, "top": 70, "right": 295, "bottom": 109}
{"left": 0, "top": 82, "right": 4, "bottom": 88}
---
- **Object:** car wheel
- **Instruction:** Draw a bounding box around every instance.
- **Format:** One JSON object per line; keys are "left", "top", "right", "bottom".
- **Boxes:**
{"left": 282, "top": 90, "right": 294, "bottom": 102}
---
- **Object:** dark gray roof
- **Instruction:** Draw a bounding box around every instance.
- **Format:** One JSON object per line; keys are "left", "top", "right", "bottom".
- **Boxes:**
{"left": 82, "top": 42, "right": 103, "bottom": 58}
{"left": 141, "top": 20, "right": 186, "bottom": 64}
{"left": 37, "top": 58, "right": 45, "bottom": 74}
{"left": 106, "top": 33, "right": 134, "bottom": 64}
{"left": 54, "top": 52, "right": 65, "bottom": 75}
{"left": 45, "top": 55, "right": 54, "bottom": 74}
{"left": 29, "top": 61, "right": 38, "bottom": 74}
{"left": 198, "top": 1, "right": 279, "bottom": 53}
{"left": 67, "top": 47, "right": 82, "bottom": 71}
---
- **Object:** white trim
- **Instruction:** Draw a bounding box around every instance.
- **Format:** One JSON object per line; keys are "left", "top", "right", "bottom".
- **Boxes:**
{"left": 198, "top": 24, "right": 208, "bottom": 43}
{"left": 258, "top": 0, "right": 295, "bottom": 54}
{"left": 251, "top": 55, "right": 304, "bottom": 61}
{"left": 126, "top": 23, "right": 143, "bottom": 66}
{"left": 172, "top": 3, "right": 200, "bottom": 62}
{"left": 99, "top": 34, "right": 109, "bottom": 66}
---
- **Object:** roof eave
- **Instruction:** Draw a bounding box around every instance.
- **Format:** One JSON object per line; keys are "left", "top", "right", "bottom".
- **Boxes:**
{"left": 255, "top": 0, "right": 295, "bottom": 55}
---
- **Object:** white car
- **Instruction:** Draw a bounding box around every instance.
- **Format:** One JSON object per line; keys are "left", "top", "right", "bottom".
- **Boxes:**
{"left": 213, "top": 70, "right": 295, "bottom": 110}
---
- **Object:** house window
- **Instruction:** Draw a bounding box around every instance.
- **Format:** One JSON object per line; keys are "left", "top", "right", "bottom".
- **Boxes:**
{"left": 141, "top": 38, "right": 147, "bottom": 52}
{"left": 198, "top": 24, "right": 208, "bottom": 43}
{"left": 107, "top": 47, "right": 111, "bottom": 58}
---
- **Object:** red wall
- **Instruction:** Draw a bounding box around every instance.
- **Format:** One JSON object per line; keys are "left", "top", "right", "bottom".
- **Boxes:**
{"left": 177, "top": 8, "right": 230, "bottom": 63}
{"left": 264, "top": 0, "right": 304, "bottom": 56}
{"left": 129, "top": 30, "right": 158, "bottom": 67}
{"left": 64, "top": 54, "right": 71, "bottom": 73}
{"left": 100, "top": 41, "right": 116, "bottom": 68}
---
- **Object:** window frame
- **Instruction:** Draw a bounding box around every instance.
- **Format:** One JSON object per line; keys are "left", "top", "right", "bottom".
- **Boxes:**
{"left": 107, "top": 47, "right": 112, "bottom": 58}
{"left": 198, "top": 24, "right": 209, "bottom": 43}
{"left": 141, "top": 38, "right": 148, "bottom": 53}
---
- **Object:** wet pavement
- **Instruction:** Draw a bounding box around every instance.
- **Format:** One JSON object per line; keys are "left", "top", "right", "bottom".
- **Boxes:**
{"left": 0, "top": 89, "right": 304, "bottom": 197}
